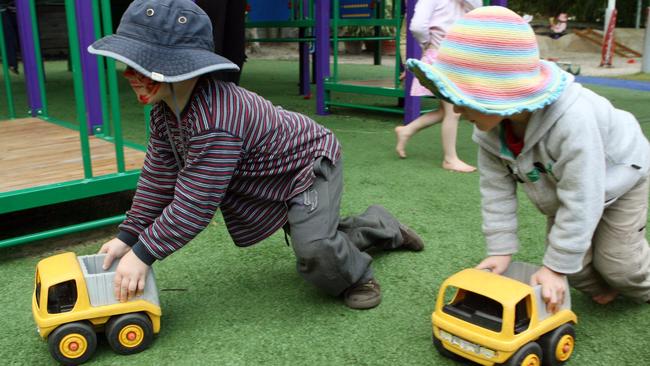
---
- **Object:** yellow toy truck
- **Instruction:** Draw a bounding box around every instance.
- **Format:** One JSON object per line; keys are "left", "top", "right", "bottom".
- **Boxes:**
{"left": 32, "top": 252, "right": 161, "bottom": 365}
{"left": 432, "top": 262, "right": 577, "bottom": 366}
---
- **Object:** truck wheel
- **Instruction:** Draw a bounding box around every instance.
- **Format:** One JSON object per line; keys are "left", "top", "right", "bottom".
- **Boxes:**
{"left": 105, "top": 313, "right": 154, "bottom": 355}
{"left": 48, "top": 322, "right": 97, "bottom": 366}
{"left": 540, "top": 323, "right": 575, "bottom": 366}
{"left": 503, "top": 342, "right": 542, "bottom": 366}
{"left": 432, "top": 333, "right": 464, "bottom": 361}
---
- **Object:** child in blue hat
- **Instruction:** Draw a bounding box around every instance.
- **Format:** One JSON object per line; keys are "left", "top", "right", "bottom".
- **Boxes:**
{"left": 91, "top": 0, "right": 424, "bottom": 310}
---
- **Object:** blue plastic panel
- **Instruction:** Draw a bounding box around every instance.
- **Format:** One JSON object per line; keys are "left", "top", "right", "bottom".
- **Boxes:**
{"left": 340, "top": 0, "right": 374, "bottom": 19}
{"left": 247, "top": 0, "right": 292, "bottom": 22}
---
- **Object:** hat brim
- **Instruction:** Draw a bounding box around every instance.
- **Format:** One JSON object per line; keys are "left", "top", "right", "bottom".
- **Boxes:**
{"left": 88, "top": 34, "right": 239, "bottom": 83}
{"left": 406, "top": 58, "right": 571, "bottom": 116}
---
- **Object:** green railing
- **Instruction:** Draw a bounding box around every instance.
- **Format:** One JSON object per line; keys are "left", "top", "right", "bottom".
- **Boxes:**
{"left": 325, "top": 0, "right": 405, "bottom": 114}
{"left": 0, "top": 0, "right": 146, "bottom": 248}
{"left": 0, "top": 9, "right": 16, "bottom": 119}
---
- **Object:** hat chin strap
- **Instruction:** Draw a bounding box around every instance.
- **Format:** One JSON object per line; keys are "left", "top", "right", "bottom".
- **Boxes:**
{"left": 163, "top": 83, "right": 186, "bottom": 169}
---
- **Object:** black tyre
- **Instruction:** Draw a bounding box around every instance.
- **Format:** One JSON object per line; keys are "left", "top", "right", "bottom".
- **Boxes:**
{"left": 432, "top": 332, "right": 465, "bottom": 362}
{"left": 540, "top": 323, "right": 576, "bottom": 366}
{"left": 48, "top": 322, "right": 97, "bottom": 366}
{"left": 105, "top": 313, "right": 154, "bottom": 355}
{"left": 503, "top": 342, "right": 543, "bottom": 366}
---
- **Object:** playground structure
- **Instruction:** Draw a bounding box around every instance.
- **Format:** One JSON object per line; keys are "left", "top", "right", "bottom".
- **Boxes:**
{"left": 315, "top": 0, "right": 410, "bottom": 118}
{"left": 0, "top": 0, "right": 148, "bottom": 248}
{"left": 313, "top": 0, "right": 504, "bottom": 122}
{"left": 4, "top": 0, "right": 638, "bottom": 248}
{"left": 246, "top": 0, "right": 315, "bottom": 97}
{"left": 246, "top": 0, "right": 424, "bottom": 122}
{"left": 0, "top": 0, "right": 505, "bottom": 248}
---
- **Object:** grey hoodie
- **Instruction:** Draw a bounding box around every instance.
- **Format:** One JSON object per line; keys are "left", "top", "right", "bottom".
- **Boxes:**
{"left": 473, "top": 75, "right": 650, "bottom": 274}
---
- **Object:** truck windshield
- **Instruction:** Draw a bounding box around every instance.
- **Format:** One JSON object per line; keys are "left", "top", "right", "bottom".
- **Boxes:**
{"left": 35, "top": 271, "right": 41, "bottom": 308}
{"left": 442, "top": 288, "right": 503, "bottom": 332}
{"left": 47, "top": 280, "right": 78, "bottom": 314}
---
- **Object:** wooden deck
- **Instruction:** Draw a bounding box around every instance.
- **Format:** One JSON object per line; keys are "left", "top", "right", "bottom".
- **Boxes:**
{"left": 0, "top": 118, "right": 145, "bottom": 193}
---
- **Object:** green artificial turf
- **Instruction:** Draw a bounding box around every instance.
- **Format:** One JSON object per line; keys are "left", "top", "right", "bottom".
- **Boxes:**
{"left": 1, "top": 60, "right": 650, "bottom": 365}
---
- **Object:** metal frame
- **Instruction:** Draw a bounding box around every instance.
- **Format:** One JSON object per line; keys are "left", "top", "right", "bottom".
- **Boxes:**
{"left": 315, "top": 0, "right": 505, "bottom": 123}
{"left": 0, "top": 0, "right": 146, "bottom": 248}
{"left": 246, "top": 0, "right": 314, "bottom": 96}
{"left": 0, "top": 9, "right": 16, "bottom": 119}
{"left": 316, "top": 0, "right": 424, "bottom": 123}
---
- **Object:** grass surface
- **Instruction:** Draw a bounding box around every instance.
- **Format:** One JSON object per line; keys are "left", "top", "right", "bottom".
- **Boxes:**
{"left": 1, "top": 60, "right": 650, "bottom": 365}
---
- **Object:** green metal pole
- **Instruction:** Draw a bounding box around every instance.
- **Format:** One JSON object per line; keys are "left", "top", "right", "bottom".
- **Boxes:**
{"left": 373, "top": 1, "right": 381, "bottom": 65}
{"left": 393, "top": 0, "right": 401, "bottom": 88}
{"left": 0, "top": 11, "right": 16, "bottom": 118}
{"left": 64, "top": 0, "right": 94, "bottom": 178}
{"left": 92, "top": 0, "right": 110, "bottom": 137}
{"left": 332, "top": 0, "right": 339, "bottom": 82}
{"left": 297, "top": 0, "right": 302, "bottom": 21}
{"left": 100, "top": 0, "right": 126, "bottom": 173}
{"left": 27, "top": 0, "right": 48, "bottom": 117}
{"left": 0, "top": 215, "right": 126, "bottom": 248}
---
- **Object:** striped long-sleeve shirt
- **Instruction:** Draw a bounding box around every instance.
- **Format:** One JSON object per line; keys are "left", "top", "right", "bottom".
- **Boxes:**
{"left": 117, "top": 77, "right": 341, "bottom": 265}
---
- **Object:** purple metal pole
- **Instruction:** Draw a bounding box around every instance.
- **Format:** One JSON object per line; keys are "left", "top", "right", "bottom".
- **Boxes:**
{"left": 490, "top": 0, "right": 508, "bottom": 6}
{"left": 15, "top": 0, "right": 42, "bottom": 116}
{"left": 299, "top": 0, "right": 310, "bottom": 96}
{"left": 403, "top": 0, "right": 421, "bottom": 124}
{"left": 315, "top": 0, "right": 330, "bottom": 115}
{"left": 76, "top": 0, "right": 103, "bottom": 134}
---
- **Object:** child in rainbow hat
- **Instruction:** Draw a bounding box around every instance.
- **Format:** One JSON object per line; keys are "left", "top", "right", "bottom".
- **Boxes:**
{"left": 408, "top": 6, "right": 650, "bottom": 311}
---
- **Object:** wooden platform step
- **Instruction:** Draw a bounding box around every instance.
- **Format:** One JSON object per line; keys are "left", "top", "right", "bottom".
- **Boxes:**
{"left": 0, "top": 118, "right": 145, "bottom": 193}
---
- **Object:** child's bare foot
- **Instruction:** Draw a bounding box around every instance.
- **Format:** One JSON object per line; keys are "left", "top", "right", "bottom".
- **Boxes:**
{"left": 592, "top": 290, "right": 619, "bottom": 305}
{"left": 442, "top": 159, "right": 476, "bottom": 173}
{"left": 394, "top": 126, "right": 411, "bottom": 159}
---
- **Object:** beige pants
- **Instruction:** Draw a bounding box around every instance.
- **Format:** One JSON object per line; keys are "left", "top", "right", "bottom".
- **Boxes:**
{"left": 548, "top": 177, "right": 650, "bottom": 302}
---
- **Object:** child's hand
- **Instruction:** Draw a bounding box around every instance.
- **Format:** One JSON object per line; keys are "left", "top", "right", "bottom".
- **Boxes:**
{"left": 530, "top": 266, "right": 567, "bottom": 313}
{"left": 476, "top": 255, "right": 512, "bottom": 274}
{"left": 113, "top": 250, "right": 149, "bottom": 302}
{"left": 98, "top": 238, "right": 131, "bottom": 270}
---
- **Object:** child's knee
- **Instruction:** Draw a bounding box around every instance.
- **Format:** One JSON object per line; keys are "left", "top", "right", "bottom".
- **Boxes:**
{"left": 593, "top": 253, "right": 650, "bottom": 297}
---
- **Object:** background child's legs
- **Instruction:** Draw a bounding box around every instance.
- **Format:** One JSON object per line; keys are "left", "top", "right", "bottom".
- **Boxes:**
{"left": 568, "top": 177, "right": 650, "bottom": 303}
{"left": 439, "top": 101, "right": 475, "bottom": 173}
{"left": 394, "top": 102, "right": 475, "bottom": 172}
{"left": 395, "top": 109, "right": 443, "bottom": 158}
{"left": 286, "top": 158, "right": 403, "bottom": 296}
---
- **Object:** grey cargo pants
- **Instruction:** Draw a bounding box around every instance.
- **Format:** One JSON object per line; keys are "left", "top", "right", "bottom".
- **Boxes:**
{"left": 286, "top": 157, "right": 404, "bottom": 296}
{"left": 552, "top": 177, "right": 650, "bottom": 302}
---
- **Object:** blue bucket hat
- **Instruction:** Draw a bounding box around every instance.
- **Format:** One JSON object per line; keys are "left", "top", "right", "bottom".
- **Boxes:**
{"left": 88, "top": 0, "right": 239, "bottom": 83}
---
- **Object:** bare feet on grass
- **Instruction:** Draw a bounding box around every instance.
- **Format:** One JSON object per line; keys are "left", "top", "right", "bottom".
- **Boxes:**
{"left": 592, "top": 290, "right": 619, "bottom": 305}
{"left": 395, "top": 126, "right": 411, "bottom": 159}
{"left": 442, "top": 159, "right": 476, "bottom": 173}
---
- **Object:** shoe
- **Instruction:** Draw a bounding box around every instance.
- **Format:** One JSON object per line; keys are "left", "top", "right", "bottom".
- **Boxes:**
{"left": 343, "top": 279, "right": 382, "bottom": 309}
{"left": 9, "top": 66, "right": 19, "bottom": 75}
{"left": 399, "top": 224, "right": 424, "bottom": 251}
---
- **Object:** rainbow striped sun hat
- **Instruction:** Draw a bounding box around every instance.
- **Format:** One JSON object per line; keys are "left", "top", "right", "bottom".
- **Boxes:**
{"left": 406, "top": 6, "right": 570, "bottom": 116}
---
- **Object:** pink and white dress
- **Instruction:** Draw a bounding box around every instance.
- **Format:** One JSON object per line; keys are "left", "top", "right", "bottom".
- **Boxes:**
{"left": 409, "top": 0, "right": 482, "bottom": 96}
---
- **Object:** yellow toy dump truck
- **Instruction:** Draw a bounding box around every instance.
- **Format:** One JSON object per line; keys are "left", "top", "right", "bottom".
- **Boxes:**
{"left": 32, "top": 252, "right": 161, "bottom": 365}
{"left": 432, "top": 262, "right": 577, "bottom": 366}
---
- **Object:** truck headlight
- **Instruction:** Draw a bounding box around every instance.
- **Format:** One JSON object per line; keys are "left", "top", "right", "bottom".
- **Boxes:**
{"left": 479, "top": 346, "right": 496, "bottom": 359}
{"left": 439, "top": 329, "right": 453, "bottom": 342}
